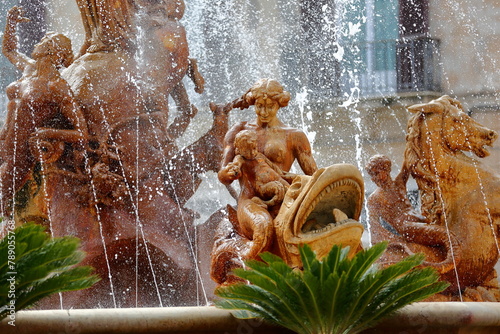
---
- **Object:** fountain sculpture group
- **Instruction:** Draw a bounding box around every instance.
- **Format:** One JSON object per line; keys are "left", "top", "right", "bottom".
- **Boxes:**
{"left": 210, "top": 79, "right": 364, "bottom": 285}
{"left": 0, "top": 0, "right": 499, "bottom": 308}
{"left": 367, "top": 96, "right": 500, "bottom": 301}
{"left": 1, "top": 1, "right": 222, "bottom": 307}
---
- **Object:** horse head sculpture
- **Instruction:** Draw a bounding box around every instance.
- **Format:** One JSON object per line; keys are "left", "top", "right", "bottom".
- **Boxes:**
{"left": 369, "top": 95, "right": 500, "bottom": 301}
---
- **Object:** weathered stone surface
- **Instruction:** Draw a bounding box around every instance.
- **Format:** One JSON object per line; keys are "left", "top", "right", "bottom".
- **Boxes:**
{"left": 367, "top": 96, "right": 500, "bottom": 301}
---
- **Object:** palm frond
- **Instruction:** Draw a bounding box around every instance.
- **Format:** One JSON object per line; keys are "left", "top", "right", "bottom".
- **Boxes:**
{"left": 215, "top": 241, "right": 449, "bottom": 334}
{"left": 0, "top": 223, "right": 100, "bottom": 320}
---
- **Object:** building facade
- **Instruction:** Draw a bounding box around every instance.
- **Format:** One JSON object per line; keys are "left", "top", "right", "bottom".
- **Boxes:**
{"left": 0, "top": 0, "right": 497, "bottom": 187}
{"left": 0, "top": 0, "right": 498, "bottom": 306}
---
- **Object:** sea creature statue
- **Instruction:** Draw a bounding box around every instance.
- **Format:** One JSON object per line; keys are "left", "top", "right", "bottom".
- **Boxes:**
{"left": 274, "top": 164, "right": 365, "bottom": 268}
{"left": 210, "top": 79, "right": 364, "bottom": 285}
{"left": 367, "top": 95, "right": 500, "bottom": 301}
{"left": 0, "top": 1, "right": 227, "bottom": 308}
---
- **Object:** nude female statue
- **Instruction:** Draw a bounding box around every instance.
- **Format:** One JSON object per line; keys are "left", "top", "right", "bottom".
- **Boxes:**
{"left": 0, "top": 6, "right": 88, "bottom": 212}
{"left": 217, "top": 78, "right": 317, "bottom": 261}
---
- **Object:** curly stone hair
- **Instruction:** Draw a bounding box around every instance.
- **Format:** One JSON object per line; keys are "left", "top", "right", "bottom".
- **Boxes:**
{"left": 244, "top": 79, "right": 291, "bottom": 108}
{"left": 365, "top": 154, "right": 392, "bottom": 179}
{"left": 234, "top": 129, "right": 257, "bottom": 156}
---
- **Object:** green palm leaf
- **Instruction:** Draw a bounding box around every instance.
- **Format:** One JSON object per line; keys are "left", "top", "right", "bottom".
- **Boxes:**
{"left": 0, "top": 223, "right": 100, "bottom": 320}
{"left": 215, "top": 241, "right": 449, "bottom": 334}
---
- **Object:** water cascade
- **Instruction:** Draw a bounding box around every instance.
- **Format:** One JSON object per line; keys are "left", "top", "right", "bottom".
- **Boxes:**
{"left": 0, "top": 0, "right": 499, "bottom": 314}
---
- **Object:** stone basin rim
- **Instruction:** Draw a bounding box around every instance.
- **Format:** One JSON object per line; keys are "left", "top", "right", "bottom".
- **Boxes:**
{"left": 1, "top": 302, "right": 500, "bottom": 333}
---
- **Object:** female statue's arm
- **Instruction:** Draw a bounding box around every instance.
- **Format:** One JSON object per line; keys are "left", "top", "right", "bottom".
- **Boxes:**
{"left": 218, "top": 123, "right": 245, "bottom": 185}
{"left": 292, "top": 130, "right": 318, "bottom": 176}
{"left": 2, "top": 6, "right": 31, "bottom": 72}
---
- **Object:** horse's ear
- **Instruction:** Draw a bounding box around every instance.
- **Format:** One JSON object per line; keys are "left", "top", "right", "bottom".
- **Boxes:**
{"left": 442, "top": 95, "right": 463, "bottom": 110}
{"left": 408, "top": 101, "right": 445, "bottom": 114}
{"left": 435, "top": 95, "right": 464, "bottom": 111}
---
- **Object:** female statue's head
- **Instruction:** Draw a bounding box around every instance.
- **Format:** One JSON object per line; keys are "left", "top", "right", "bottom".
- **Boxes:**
{"left": 245, "top": 79, "right": 291, "bottom": 125}
{"left": 245, "top": 79, "right": 290, "bottom": 108}
{"left": 32, "top": 32, "right": 74, "bottom": 68}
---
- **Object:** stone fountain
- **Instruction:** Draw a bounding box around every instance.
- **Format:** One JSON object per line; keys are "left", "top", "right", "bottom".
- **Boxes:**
{"left": 366, "top": 95, "right": 500, "bottom": 302}
{"left": 0, "top": 0, "right": 227, "bottom": 308}
{"left": 1, "top": 0, "right": 500, "bottom": 332}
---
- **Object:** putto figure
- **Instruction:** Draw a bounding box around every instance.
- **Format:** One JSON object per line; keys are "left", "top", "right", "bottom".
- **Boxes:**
{"left": 366, "top": 155, "right": 460, "bottom": 278}
{"left": 229, "top": 129, "right": 290, "bottom": 209}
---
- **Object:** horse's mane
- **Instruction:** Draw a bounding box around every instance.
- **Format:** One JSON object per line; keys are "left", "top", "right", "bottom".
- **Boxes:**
{"left": 404, "top": 113, "right": 440, "bottom": 222}
{"left": 404, "top": 96, "right": 462, "bottom": 174}
{"left": 402, "top": 96, "right": 462, "bottom": 223}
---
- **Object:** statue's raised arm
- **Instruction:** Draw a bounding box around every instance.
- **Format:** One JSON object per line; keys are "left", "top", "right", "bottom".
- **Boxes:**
{"left": 2, "top": 6, "right": 32, "bottom": 71}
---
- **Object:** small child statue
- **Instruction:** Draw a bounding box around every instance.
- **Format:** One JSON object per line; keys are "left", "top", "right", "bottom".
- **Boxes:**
{"left": 228, "top": 130, "right": 290, "bottom": 209}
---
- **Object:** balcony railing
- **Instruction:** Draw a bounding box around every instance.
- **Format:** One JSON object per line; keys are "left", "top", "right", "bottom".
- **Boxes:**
{"left": 357, "top": 39, "right": 399, "bottom": 97}
{"left": 397, "top": 35, "right": 441, "bottom": 93}
{"left": 338, "top": 35, "right": 441, "bottom": 97}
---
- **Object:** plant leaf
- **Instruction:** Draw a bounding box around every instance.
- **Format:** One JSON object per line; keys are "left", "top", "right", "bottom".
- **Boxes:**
{"left": 0, "top": 223, "right": 100, "bottom": 320}
{"left": 215, "top": 242, "right": 448, "bottom": 334}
